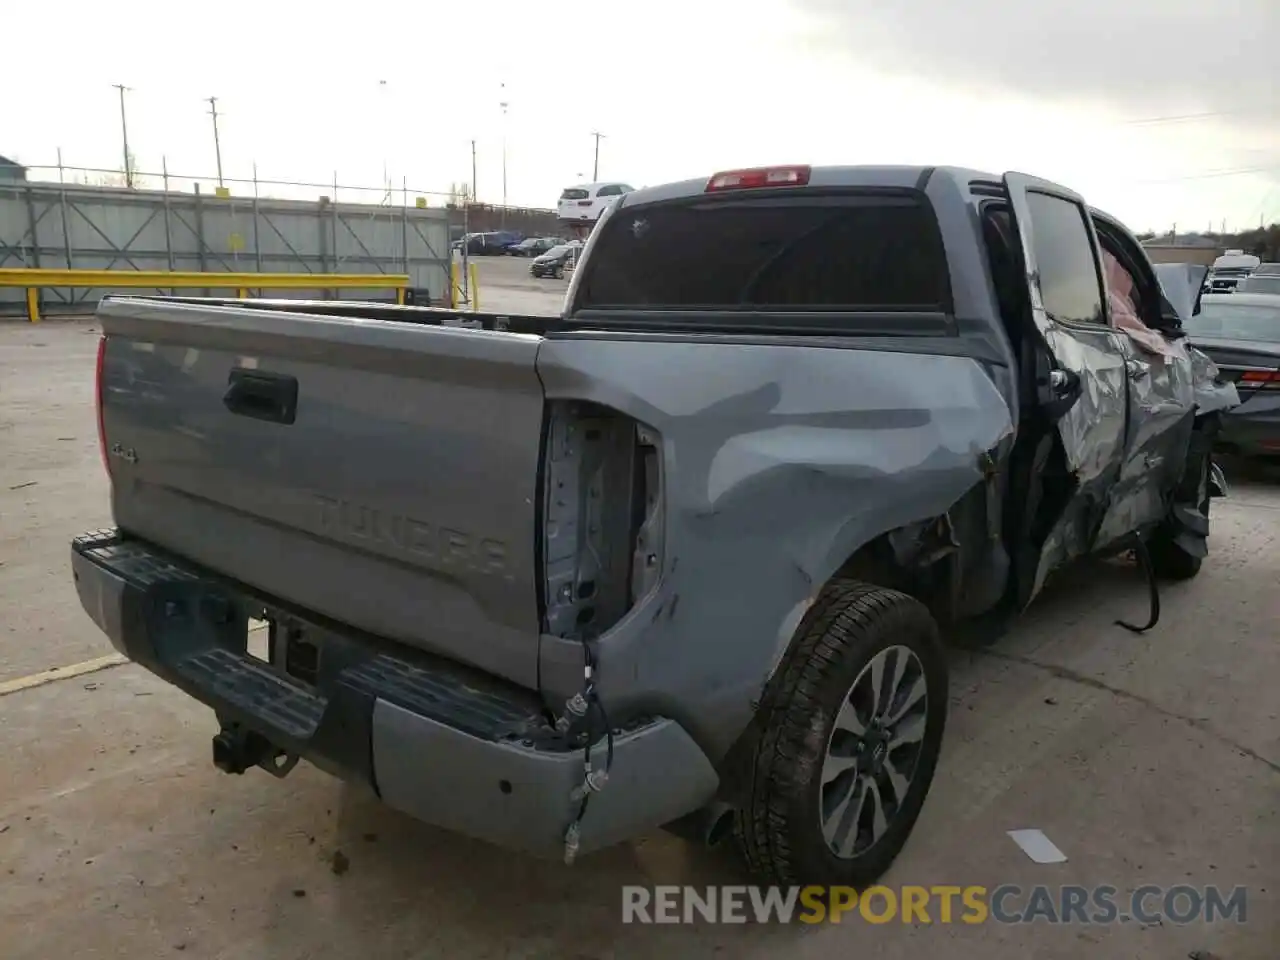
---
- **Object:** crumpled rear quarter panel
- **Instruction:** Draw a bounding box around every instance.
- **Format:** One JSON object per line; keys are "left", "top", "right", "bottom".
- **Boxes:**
{"left": 535, "top": 335, "right": 1015, "bottom": 759}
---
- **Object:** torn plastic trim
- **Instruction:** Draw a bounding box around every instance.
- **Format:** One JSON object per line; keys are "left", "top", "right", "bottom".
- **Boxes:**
{"left": 1188, "top": 345, "right": 1242, "bottom": 416}
{"left": 1208, "top": 461, "right": 1228, "bottom": 498}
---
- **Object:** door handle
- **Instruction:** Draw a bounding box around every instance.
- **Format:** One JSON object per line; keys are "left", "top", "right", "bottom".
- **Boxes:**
{"left": 1125, "top": 359, "right": 1149, "bottom": 381}
{"left": 223, "top": 368, "right": 298, "bottom": 424}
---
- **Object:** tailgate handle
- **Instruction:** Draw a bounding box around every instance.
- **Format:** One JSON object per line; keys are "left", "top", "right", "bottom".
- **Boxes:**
{"left": 223, "top": 369, "right": 298, "bottom": 425}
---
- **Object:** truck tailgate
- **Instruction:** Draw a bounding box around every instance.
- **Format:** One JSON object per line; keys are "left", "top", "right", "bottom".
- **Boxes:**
{"left": 96, "top": 297, "right": 545, "bottom": 688}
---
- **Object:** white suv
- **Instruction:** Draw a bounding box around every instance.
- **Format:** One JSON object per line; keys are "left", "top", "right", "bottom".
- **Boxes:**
{"left": 557, "top": 182, "right": 634, "bottom": 224}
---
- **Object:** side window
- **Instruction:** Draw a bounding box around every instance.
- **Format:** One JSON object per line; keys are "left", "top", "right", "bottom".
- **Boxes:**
{"left": 1100, "top": 246, "right": 1144, "bottom": 329}
{"left": 1025, "top": 192, "right": 1106, "bottom": 325}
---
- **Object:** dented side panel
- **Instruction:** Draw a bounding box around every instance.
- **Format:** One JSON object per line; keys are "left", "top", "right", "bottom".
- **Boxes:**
{"left": 1094, "top": 333, "right": 1197, "bottom": 548}
{"left": 1041, "top": 323, "right": 1129, "bottom": 482}
{"left": 535, "top": 335, "right": 1014, "bottom": 758}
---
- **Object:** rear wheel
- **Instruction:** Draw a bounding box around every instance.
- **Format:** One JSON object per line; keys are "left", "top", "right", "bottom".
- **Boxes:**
{"left": 1150, "top": 455, "right": 1211, "bottom": 581}
{"left": 735, "top": 581, "right": 947, "bottom": 887}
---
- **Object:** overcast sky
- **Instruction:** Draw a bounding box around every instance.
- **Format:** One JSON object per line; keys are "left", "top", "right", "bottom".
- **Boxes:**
{"left": 5, "top": 0, "right": 1277, "bottom": 232}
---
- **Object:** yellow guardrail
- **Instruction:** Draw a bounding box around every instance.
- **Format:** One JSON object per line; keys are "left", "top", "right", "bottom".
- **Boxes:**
{"left": 449, "top": 261, "right": 481, "bottom": 311}
{"left": 0, "top": 268, "right": 413, "bottom": 323}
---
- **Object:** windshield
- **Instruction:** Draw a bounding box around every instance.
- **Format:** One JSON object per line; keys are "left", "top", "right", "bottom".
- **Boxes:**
{"left": 1185, "top": 300, "right": 1280, "bottom": 342}
{"left": 544, "top": 244, "right": 572, "bottom": 257}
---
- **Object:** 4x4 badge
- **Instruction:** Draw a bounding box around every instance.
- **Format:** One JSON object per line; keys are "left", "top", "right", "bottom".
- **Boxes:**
{"left": 110, "top": 442, "right": 138, "bottom": 464}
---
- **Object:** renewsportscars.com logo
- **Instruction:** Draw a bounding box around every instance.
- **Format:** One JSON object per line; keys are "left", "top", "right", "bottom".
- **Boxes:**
{"left": 621, "top": 885, "right": 1249, "bottom": 925}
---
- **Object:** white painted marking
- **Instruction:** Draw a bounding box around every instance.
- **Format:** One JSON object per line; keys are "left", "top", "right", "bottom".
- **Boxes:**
{"left": 1008, "top": 829, "right": 1068, "bottom": 864}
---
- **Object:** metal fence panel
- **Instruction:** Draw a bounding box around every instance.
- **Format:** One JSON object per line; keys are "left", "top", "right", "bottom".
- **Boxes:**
{"left": 0, "top": 180, "right": 450, "bottom": 314}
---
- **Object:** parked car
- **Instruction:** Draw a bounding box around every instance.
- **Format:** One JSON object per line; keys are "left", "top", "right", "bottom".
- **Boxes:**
{"left": 557, "top": 182, "right": 634, "bottom": 224}
{"left": 1236, "top": 274, "right": 1280, "bottom": 295}
{"left": 529, "top": 241, "right": 582, "bottom": 278}
{"left": 74, "top": 164, "right": 1237, "bottom": 890}
{"left": 1253, "top": 262, "right": 1280, "bottom": 277}
{"left": 1182, "top": 292, "right": 1280, "bottom": 457}
{"left": 453, "top": 231, "right": 524, "bottom": 256}
{"left": 509, "top": 237, "right": 563, "bottom": 258}
{"left": 1204, "top": 250, "right": 1261, "bottom": 294}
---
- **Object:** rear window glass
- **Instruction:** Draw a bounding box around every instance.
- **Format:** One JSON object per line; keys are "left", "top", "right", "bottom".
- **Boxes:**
{"left": 560, "top": 188, "right": 589, "bottom": 201}
{"left": 577, "top": 195, "right": 949, "bottom": 311}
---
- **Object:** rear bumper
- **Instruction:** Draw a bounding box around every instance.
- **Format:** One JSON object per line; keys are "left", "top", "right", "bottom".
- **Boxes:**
{"left": 1218, "top": 397, "right": 1280, "bottom": 456}
{"left": 71, "top": 530, "right": 718, "bottom": 859}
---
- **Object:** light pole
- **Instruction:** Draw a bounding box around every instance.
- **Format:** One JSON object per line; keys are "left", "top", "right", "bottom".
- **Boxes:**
{"left": 499, "top": 84, "right": 509, "bottom": 228}
{"left": 207, "top": 96, "right": 224, "bottom": 187}
{"left": 113, "top": 83, "right": 133, "bottom": 188}
{"left": 378, "top": 79, "right": 390, "bottom": 203}
{"left": 590, "top": 131, "right": 605, "bottom": 180}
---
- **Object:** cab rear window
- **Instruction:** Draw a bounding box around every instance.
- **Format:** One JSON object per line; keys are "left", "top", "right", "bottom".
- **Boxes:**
{"left": 577, "top": 194, "right": 950, "bottom": 312}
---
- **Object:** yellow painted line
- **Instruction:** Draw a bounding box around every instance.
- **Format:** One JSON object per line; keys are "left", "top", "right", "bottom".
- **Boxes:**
{"left": 0, "top": 624, "right": 270, "bottom": 698}
{"left": 0, "top": 653, "right": 129, "bottom": 698}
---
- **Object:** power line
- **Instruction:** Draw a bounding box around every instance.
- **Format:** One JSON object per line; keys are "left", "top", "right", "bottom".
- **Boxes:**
{"left": 1120, "top": 110, "right": 1239, "bottom": 127}
{"left": 1128, "top": 164, "right": 1280, "bottom": 185}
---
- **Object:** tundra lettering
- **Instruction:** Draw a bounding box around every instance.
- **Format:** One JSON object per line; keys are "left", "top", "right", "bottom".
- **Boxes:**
{"left": 315, "top": 494, "right": 510, "bottom": 578}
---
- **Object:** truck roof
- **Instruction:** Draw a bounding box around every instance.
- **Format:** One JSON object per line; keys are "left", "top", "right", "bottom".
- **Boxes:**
{"left": 616, "top": 165, "right": 1002, "bottom": 208}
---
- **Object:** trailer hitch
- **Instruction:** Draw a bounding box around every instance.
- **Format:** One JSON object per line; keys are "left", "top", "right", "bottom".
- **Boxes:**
{"left": 212, "top": 723, "right": 299, "bottom": 779}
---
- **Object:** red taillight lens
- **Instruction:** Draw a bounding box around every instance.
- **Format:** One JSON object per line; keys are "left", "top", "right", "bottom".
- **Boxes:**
{"left": 1239, "top": 369, "right": 1280, "bottom": 388}
{"left": 705, "top": 165, "right": 811, "bottom": 192}
{"left": 95, "top": 334, "right": 111, "bottom": 478}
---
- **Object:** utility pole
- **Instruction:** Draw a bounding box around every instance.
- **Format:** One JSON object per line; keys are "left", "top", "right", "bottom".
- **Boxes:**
{"left": 378, "top": 80, "right": 389, "bottom": 203}
{"left": 113, "top": 83, "right": 133, "bottom": 188}
{"left": 470, "top": 139, "right": 477, "bottom": 205}
{"left": 499, "top": 85, "right": 509, "bottom": 229}
{"left": 206, "top": 96, "right": 224, "bottom": 187}
{"left": 590, "top": 131, "right": 605, "bottom": 180}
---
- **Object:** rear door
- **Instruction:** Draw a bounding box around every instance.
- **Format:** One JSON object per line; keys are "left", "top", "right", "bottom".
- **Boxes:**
{"left": 1092, "top": 218, "right": 1198, "bottom": 543}
{"left": 593, "top": 184, "right": 628, "bottom": 219}
{"left": 1002, "top": 173, "right": 1131, "bottom": 599}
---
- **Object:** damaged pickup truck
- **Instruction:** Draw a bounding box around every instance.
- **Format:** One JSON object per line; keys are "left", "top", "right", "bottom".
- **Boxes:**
{"left": 72, "top": 165, "right": 1239, "bottom": 887}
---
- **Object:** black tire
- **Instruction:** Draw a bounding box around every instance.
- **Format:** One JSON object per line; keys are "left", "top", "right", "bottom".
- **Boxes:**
{"left": 1149, "top": 458, "right": 1211, "bottom": 581}
{"left": 1149, "top": 529, "right": 1204, "bottom": 580}
{"left": 735, "top": 580, "right": 948, "bottom": 887}
{"left": 554, "top": 267, "right": 564, "bottom": 280}
{"left": 1152, "top": 535, "right": 1198, "bottom": 578}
